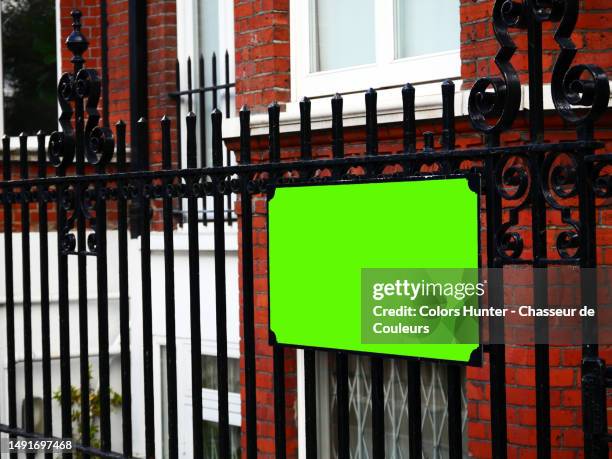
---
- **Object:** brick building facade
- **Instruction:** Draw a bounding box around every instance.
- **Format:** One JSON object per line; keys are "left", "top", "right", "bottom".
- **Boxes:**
{"left": 46, "top": 0, "right": 610, "bottom": 457}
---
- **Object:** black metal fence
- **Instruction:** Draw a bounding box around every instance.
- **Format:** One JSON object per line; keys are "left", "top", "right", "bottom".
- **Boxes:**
{"left": 169, "top": 52, "right": 236, "bottom": 225}
{"left": 0, "top": 2, "right": 611, "bottom": 459}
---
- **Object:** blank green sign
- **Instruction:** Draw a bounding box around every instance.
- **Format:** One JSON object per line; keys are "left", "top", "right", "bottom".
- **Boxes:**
{"left": 268, "top": 177, "right": 480, "bottom": 363}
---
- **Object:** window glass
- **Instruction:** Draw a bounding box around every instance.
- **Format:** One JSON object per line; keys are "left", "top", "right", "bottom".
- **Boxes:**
{"left": 395, "top": 0, "right": 460, "bottom": 59}
{"left": 198, "top": 0, "right": 220, "bottom": 61}
{"left": 202, "top": 355, "right": 241, "bottom": 393}
{"left": 202, "top": 420, "right": 241, "bottom": 459}
{"left": 1, "top": 0, "right": 57, "bottom": 135}
{"left": 309, "top": 0, "right": 376, "bottom": 72}
{"left": 196, "top": 0, "right": 221, "bottom": 166}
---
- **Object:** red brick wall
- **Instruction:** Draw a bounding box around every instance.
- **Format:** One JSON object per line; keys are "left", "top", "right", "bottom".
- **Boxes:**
{"left": 145, "top": 0, "right": 178, "bottom": 170}
{"left": 106, "top": 0, "right": 131, "bottom": 132}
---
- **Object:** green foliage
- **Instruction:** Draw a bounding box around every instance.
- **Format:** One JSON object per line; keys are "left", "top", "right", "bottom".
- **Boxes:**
{"left": 53, "top": 366, "right": 122, "bottom": 453}
{"left": 2, "top": 0, "right": 58, "bottom": 135}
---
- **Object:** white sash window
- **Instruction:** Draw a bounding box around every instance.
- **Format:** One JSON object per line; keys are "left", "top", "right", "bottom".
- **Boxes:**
{"left": 291, "top": 0, "right": 461, "bottom": 99}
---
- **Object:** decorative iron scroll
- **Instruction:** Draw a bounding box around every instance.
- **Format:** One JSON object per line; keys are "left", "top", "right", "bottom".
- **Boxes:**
{"left": 468, "top": 0, "right": 524, "bottom": 134}
{"left": 495, "top": 155, "right": 531, "bottom": 261}
{"left": 49, "top": 73, "right": 75, "bottom": 168}
{"left": 541, "top": 152, "right": 581, "bottom": 259}
{"left": 468, "top": 0, "right": 610, "bottom": 132}
{"left": 466, "top": 0, "right": 610, "bottom": 266}
{"left": 78, "top": 69, "right": 115, "bottom": 166}
{"left": 547, "top": 0, "right": 610, "bottom": 126}
{"left": 48, "top": 10, "right": 114, "bottom": 255}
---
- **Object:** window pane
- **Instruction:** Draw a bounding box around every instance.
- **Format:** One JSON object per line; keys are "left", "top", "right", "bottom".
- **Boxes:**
{"left": 310, "top": 0, "right": 375, "bottom": 72}
{"left": 202, "top": 355, "right": 241, "bottom": 393}
{"left": 196, "top": 0, "right": 220, "bottom": 166}
{"left": 197, "top": 0, "right": 220, "bottom": 60}
{"left": 202, "top": 420, "right": 241, "bottom": 459}
{"left": 2, "top": 0, "right": 58, "bottom": 135}
{"left": 395, "top": 0, "right": 460, "bottom": 59}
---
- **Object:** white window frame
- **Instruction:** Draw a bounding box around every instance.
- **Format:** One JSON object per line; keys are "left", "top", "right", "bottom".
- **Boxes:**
{"left": 158, "top": 340, "right": 242, "bottom": 458}
{"left": 200, "top": 347, "right": 242, "bottom": 456}
{"left": 200, "top": 347, "right": 242, "bottom": 428}
{"left": 290, "top": 0, "right": 461, "bottom": 100}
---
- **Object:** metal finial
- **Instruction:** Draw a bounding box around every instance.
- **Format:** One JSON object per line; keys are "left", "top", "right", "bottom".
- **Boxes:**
{"left": 71, "top": 9, "right": 82, "bottom": 31}
{"left": 66, "top": 9, "right": 89, "bottom": 67}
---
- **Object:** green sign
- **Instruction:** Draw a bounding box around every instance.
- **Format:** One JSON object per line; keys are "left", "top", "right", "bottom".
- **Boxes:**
{"left": 268, "top": 176, "right": 481, "bottom": 364}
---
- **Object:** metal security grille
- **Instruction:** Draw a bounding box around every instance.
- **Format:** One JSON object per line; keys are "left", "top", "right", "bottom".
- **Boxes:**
{"left": 319, "top": 356, "right": 467, "bottom": 459}
{"left": 0, "top": 2, "right": 611, "bottom": 459}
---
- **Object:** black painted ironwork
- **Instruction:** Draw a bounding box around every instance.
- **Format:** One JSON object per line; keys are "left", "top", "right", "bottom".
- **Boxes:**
{"left": 170, "top": 51, "right": 236, "bottom": 225}
{"left": 128, "top": 0, "right": 148, "bottom": 175}
{"left": 0, "top": 3, "right": 610, "bottom": 459}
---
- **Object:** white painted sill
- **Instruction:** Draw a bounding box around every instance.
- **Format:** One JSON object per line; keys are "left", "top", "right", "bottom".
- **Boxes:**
{"left": 150, "top": 225, "right": 239, "bottom": 253}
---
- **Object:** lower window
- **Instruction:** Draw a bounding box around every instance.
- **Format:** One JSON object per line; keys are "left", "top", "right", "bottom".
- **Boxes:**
{"left": 201, "top": 354, "right": 242, "bottom": 458}
{"left": 161, "top": 347, "right": 242, "bottom": 458}
{"left": 316, "top": 353, "right": 467, "bottom": 458}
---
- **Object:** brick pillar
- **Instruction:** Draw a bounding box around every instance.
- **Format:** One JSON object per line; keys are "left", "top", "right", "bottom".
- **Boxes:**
{"left": 234, "top": 0, "right": 291, "bottom": 112}
{"left": 232, "top": 2, "right": 297, "bottom": 457}
{"left": 146, "top": 0, "right": 177, "bottom": 170}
